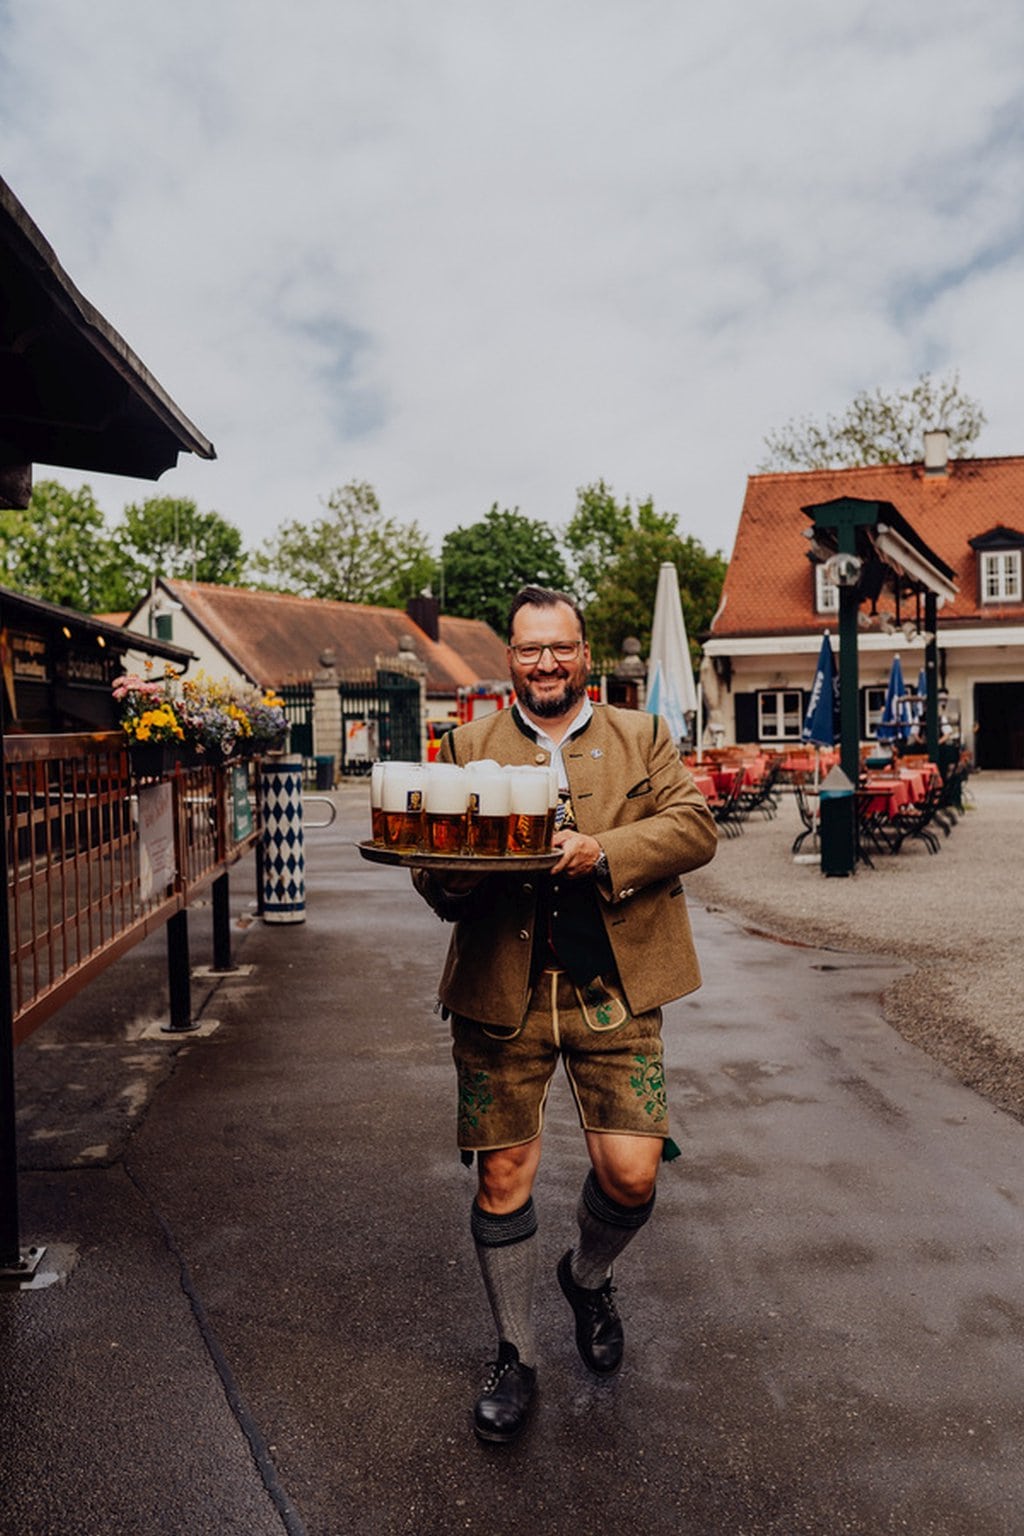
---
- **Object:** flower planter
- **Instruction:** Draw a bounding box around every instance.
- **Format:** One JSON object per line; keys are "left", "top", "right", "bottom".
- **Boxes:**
{"left": 128, "top": 742, "right": 188, "bottom": 778}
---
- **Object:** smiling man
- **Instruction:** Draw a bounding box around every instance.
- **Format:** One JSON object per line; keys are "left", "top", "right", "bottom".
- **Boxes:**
{"left": 413, "top": 584, "right": 717, "bottom": 1443}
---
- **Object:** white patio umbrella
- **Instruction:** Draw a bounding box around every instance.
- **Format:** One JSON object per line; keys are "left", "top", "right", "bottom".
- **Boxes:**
{"left": 647, "top": 562, "right": 698, "bottom": 746}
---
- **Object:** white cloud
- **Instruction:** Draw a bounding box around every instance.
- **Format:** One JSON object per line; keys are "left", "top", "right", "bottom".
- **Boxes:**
{"left": 3, "top": 0, "right": 1022, "bottom": 566}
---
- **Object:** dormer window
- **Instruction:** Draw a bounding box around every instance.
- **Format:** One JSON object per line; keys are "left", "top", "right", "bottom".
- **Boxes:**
{"left": 970, "top": 526, "right": 1024, "bottom": 605}
{"left": 814, "top": 564, "right": 839, "bottom": 614}
{"left": 980, "top": 550, "right": 1021, "bottom": 603}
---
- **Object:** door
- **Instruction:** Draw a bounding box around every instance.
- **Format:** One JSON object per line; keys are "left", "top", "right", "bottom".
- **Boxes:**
{"left": 973, "top": 681, "right": 1024, "bottom": 768}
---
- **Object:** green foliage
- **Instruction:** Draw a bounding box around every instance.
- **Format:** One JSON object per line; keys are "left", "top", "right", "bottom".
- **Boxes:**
{"left": 114, "top": 497, "right": 246, "bottom": 591}
{"left": 0, "top": 481, "right": 130, "bottom": 611}
{"left": 585, "top": 498, "right": 726, "bottom": 667}
{"left": 759, "top": 370, "right": 986, "bottom": 471}
{"left": 253, "top": 480, "right": 437, "bottom": 605}
{"left": 562, "top": 480, "right": 635, "bottom": 605}
{"left": 440, "top": 506, "right": 570, "bottom": 634}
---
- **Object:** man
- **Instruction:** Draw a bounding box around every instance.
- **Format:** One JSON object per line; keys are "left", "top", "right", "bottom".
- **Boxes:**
{"left": 413, "top": 585, "right": 717, "bottom": 1443}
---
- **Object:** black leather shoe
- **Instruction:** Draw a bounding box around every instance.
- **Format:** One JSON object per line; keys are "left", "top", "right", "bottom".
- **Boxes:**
{"left": 557, "top": 1249, "right": 624, "bottom": 1375}
{"left": 473, "top": 1341, "right": 537, "bottom": 1443}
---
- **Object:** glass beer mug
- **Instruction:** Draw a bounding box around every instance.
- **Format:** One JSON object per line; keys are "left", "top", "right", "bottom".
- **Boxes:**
{"left": 506, "top": 766, "right": 553, "bottom": 855}
{"left": 423, "top": 763, "right": 470, "bottom": 855}
{"left": 380, "top": 762, "right": 426, "bottom": 852}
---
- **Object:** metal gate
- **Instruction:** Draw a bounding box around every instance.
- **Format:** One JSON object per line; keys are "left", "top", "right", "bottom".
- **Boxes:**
{"left": 338, "top": 669, "right": 421, "bottom": 774}
{"left": 279, "top": 682, "right": 314, "bottom": 759}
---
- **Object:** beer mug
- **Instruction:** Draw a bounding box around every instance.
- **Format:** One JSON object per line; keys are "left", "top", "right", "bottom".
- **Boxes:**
{"left": 380, "top": 762, "right": 426, "bottom": 851}
{"left": 369, "top": 761, "right": 386, "bottom": 844}
{"left": 423, "top": 763, "right": 469, "bottom": 855}
{"left": 466, "top": 761, "right": 510, "bottom": 856}
{"left": 506, "top": 766, "right": 552, "bottom": 855}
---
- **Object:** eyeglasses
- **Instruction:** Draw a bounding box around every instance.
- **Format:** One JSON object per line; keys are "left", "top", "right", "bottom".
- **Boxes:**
{"left": 509, "top": 641, "right": 582, "bottom": 665}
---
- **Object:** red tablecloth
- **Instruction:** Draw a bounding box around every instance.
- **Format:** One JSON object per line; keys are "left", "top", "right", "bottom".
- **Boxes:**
{"left": 691, "top": 771, "right": 717, "bottom": 801}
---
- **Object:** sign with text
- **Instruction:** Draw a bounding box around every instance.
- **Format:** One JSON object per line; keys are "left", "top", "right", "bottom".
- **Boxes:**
{"left": 138, "top": 783, "right": 176, "bottom": 900}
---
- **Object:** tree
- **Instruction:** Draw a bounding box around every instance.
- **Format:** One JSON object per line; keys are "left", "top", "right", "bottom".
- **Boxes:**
{"left": 253, "top": 481, "right": 436, "bottom": 605}
{"left": 759, "top": 370, "right": 985, "bottom": 471}
{"left": 112, "top": 496, "right": 247, "bottom": 594}
{"left": 440, "top": 506, "right": 570, "bottom": 634}
{"left": 583, "top": 497, "right": 727, "bottom": 667}
{"left": 562, "top": 480, "right": 635, "bottom": 605}
{"left": 0, "top": 480, "right": 131, "bottom": 612}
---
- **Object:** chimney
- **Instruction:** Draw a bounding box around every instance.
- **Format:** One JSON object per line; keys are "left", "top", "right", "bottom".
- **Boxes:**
{"left": 923, "top": 429, "right": 950, "bottom": 476}
{"left": 406, "top": 593, "right": 440, "bottom": 642}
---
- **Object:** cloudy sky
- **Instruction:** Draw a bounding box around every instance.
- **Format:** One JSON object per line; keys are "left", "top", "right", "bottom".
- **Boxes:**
{"left": 3, "top": 0, "right": 1022, "bottom": 564}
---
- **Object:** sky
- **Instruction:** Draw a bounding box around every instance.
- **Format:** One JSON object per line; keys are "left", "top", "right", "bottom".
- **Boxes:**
{"left": 3, "top": 0, "right": 1022, "bottom": 566}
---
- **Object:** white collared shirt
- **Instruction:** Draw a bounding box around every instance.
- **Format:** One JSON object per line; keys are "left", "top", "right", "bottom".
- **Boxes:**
{"left": 520, "top": 695, "right": 593, "bottom": 790}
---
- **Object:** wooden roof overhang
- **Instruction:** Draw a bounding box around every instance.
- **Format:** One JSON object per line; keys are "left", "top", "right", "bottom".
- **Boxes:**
{"left": 0, "top": 175, "right": 215, "bottom": 509}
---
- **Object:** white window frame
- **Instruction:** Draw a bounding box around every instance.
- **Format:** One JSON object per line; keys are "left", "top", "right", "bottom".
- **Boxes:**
{"left": 814, "top": 564, "right": 839, "bottom": 614}
{"left": 980, "top": 549, "right": 1022, "bottom": 603}
{"left": 862, "top": 686, "right": 888, "bottom": 739}
{"left": 758, "top": 689, "right": 804, "bottom": 743}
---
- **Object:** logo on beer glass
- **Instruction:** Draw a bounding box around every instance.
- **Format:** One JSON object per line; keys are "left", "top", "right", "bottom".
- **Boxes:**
{"left": 466, "top": 763, "right": 510, "bottom": 856}
{"left": 380, "top": 763, "right": 426, "bottom": 851}
{"left": 506, "top": 767, "right": 552, "bottom": 855}
{"left": 423, "top": 763, "right": 469, "bottom": 855}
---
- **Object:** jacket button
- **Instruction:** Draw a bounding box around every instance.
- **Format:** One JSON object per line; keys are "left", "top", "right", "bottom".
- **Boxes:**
{"left": 523, "top": 883, "right": 534, "bottom": 895}
{"left": 518, "top": 929, "right": 529, "bottom": 940}
{"left": 534, "top": 751, "right": 546, "bottom": 764}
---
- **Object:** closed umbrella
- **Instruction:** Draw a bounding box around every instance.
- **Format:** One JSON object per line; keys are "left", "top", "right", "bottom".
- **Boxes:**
{"left": 647, "top": 562, "right": 697, "bottom": 745}
{"left": 802, "top": 632, "right": 838, "bottom": 748}
{"left": 800, "top": 633, "right": 839, "bottom": 836}
{"left": 877, "top": 654, "right": 911, "bottom": 742}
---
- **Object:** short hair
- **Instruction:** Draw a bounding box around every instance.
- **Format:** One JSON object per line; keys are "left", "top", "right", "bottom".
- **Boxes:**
{"left": 506, "top": 585, "right": 587, "bottom": 643}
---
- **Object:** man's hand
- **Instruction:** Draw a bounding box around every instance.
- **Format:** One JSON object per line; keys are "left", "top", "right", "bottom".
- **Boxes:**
{"left": 551, "top": 830, "right": 603, "bottom": 878}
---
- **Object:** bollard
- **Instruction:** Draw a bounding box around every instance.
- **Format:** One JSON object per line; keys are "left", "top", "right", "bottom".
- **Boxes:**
{"left": 819, "top": 765, "right": 856, "bottom": 878}
{"left": 260, "top": 756, "right": 306, "bottom": 923}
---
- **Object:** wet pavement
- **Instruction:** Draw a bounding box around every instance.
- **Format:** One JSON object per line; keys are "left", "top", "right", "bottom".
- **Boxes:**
{"left": 3, "top": 782, "right": 1024, "bottom": 1535}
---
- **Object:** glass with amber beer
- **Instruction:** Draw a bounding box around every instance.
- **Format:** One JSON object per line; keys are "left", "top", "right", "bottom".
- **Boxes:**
{"left": 423, "top": 763, "right": 469, "bottom": 855}
{"left": 370, "top": 761, "right": 386, "bottom": 844}
{"left": 381, "top": 762, "right": 426, "bottom": 851}
{"left": 466, "top": 761, "right": 510, "bottom": 856}
{"left": 507, "top": 766, "right": 552, "bottom": 855}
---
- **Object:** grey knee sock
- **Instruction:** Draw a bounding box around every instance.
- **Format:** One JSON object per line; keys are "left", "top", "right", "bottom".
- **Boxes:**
{"left": 571, "top": 1168, "right": 655, "bottom": 1290}
{"left": 471, "top": 1197, "right": 538, "bottom": 1366}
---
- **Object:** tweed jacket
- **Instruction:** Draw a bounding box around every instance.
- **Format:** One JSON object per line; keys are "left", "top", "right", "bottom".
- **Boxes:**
{"left": 413, "top": 703, "right": 718, "bottom": 1028}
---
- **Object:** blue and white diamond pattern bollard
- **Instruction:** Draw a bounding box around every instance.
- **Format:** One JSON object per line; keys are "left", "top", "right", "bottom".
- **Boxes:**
{"left": 260, "top": 757, "right": 306, "bottom": 923}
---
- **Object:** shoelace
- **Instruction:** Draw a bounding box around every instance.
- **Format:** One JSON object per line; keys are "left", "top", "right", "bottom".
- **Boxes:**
{"left": 482, "top": 1357, "right": 515, "bottom": 1393}
{"left": 580, "top": 1282, "right": 618, "bottom": 1318}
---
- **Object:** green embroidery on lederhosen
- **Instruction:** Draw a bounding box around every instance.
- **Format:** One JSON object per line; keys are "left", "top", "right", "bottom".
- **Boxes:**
{"left": 630, "top": 1054, "right": 667, "bottom": 1122}
{"left": 457, "top": 1062, "right": 494, "bottom": 1129}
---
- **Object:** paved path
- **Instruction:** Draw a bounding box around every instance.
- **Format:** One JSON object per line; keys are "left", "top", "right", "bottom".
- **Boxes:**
{"left": 3, "top": 782, "right": 1024, "bottom": 1535}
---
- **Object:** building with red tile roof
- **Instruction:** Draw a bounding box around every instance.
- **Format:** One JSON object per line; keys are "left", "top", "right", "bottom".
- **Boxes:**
{"left": 702, "top": 441, "right": 1024, "bottom": 768}
{"left": 125, "top": 579, "right": 507, "bottom": 699}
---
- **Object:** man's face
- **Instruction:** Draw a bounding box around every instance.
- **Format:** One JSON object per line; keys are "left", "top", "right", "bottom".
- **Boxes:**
{"left": 507, "top": 601, "right": 591, "bottom": 721}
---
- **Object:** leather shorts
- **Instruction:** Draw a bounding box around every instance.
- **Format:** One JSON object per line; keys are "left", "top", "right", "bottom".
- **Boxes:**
{"left": 450, "top": 968, "right": 668, "bottom": 1152}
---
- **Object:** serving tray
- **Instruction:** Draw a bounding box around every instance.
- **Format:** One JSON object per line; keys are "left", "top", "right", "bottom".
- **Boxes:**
{"left": 357, "top": 841, "right": 559, "bottom": 873}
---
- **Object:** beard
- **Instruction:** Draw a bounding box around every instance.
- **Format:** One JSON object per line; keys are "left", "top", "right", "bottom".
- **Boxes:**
{"left": 516, "top": 670, "right": 588, "bottom": 719}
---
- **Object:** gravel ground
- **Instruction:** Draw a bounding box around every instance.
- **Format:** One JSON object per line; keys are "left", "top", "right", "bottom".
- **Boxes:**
{"left": 684, "top": 768, "right": 1024, "bottom": 1123}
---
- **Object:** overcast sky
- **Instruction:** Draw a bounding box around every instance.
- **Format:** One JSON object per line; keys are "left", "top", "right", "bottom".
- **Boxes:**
{"left": 3, "top": 0, "right": 1022, "bottom": 564}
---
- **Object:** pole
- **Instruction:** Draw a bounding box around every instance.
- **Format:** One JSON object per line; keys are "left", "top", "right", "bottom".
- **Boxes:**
{"left": 0, "top": 605, "right": 43, "bottom": 1279}
{"left": 211, "top": 871, "right": 236, "bottom": 973}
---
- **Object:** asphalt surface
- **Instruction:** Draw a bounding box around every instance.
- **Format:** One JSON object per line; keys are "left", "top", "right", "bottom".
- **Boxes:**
{"left": 3, "top": 780, "right": 1024, "bottom": 1536}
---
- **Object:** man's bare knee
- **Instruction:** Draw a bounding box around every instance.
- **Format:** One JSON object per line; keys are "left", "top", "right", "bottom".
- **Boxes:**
{"left": 476, "top": 1139, "right": 542, "bottom": 1213}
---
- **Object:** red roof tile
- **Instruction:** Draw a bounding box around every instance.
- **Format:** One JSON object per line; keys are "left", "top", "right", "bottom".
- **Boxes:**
{"left": 712, "top": 455, "right": 1024, "bottom": 639}
{"left": 157, "top": 581, "right": 508, "bottom": 694}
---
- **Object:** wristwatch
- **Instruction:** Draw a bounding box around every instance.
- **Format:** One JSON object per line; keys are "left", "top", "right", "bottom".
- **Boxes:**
{"left": 593, "top": 849, "right": 609, "bottom": 881}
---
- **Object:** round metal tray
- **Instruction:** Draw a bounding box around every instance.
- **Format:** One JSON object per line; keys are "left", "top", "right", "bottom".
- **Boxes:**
{"left": 357, "top": 840, "right": 559, "bottom": 873}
